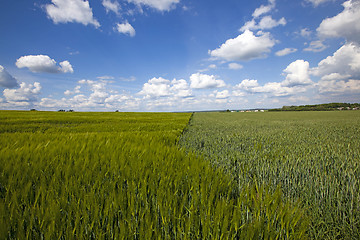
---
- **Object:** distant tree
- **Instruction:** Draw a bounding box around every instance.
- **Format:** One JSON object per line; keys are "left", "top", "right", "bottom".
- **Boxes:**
{"left": 270, "top": 103, "right": 360, "bottom": 111}
{"left": 115, "top": 110, "right": 119, "bottom": 112}
{"left": 58, "top": 109, "right": 65, "bottom": 112}
{"left": 30, "top": 109, "right": 37, "bottom": 111}
{"left": 67, "top": 109, "right": 74, "bottom": 112}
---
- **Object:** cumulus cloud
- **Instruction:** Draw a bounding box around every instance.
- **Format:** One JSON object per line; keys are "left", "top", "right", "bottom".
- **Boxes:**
{"left": 228, "top": 63, "right": 243, "bottom": 70}
{"left": 234, "top": 61, "right": 312, "bottom": 97}
{"left": 170, "top": 79, "right": 192, "bottom": 97}
{"left": 127, "top": 0, "right": 180, "bottom": 11}
{"left": 275, "top": 48, "right": 297, "bottom": 56}
{"left": 64, "top": 85, "right": 81, "bottom": 95}
{"left": 79, "top": 79, "right": 110, "bottom": 104}
{"left": 139, "top": 77, "right": 192, "bottom": 98}
{"left": 190, "top": 73, "right": 226, "bottom": 89}
{"left": 240, "top": 16, "right": 286, "bottom": 32}
{"left": 139, "top": 77, "right": 171, "bottom": 97}
{"left": 320, "top": 73, "right": 352, "bottom": 81}
{"left": 317, "top": 79, "right": 360, "bottom": 93}
{"left": 317, "top": 0, "right": 360, "bottom": 44}
{"left": 252, "top": 82, "right": 298, "bottom": 97}
{"left": 235, "top": 79, "right": 259, "bottom": 91}
{"left": 252, "top": 0, "right": 276, "bottom": 18}
{"left": 115, "top": 21, "right": 136, "bottom": 37}
{"left": 215, "top": 90, "right": 230, "bottom": 99}
{"left": 0, "top": 65, "right": 19, "bottom": 88}
{"left": 102, "top": 0, "right": 120, "bottom": 14}
{"left": 209, "top": 30, "right": 275, "bottom": 61}
{"left": 59, "top": 61, "right": 74, "bottom": 73}
{"left": 16, "top": 55, "right": 74, "bottom": 73}
{"left": 45, "top": 0, "right": 100, "bottom": 27}
{"left": 300, "top": 28, "right": 312, "bottom": 38}
{"left": 311, "top": 43, "right": 360, "bottom": 78}
{"left": 281, "top": 60, "right": 313, "bottom": 87}
{"left": 38, "top": 79, "right": 140, "bottom": 110}
{"left": 3, "top": 82, "right": 41, "bottom": 106}
{"left": 235, "top": 79, "right": 296, "bottom": 97}
{"left": 304, "top": 40, "right": 327, "bottom": 52}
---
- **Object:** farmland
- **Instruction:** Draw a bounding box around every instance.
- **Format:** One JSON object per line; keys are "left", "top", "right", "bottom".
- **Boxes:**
{"left": 0, "top": 111, "right": 306, "bottom": 239}
{"left": 179, "top": 111, "right": 360, "bottom": 239}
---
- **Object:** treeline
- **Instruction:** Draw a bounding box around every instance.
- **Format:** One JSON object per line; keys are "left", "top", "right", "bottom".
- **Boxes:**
{"left": 269, "top": 103, "right": 360, "bottom": 111}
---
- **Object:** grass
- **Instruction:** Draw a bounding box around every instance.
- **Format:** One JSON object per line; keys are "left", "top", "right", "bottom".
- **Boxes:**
{"left": 179, "top": 111, "right": 360, "bottom": 239}
{"left": 0, "top": 111, "right": 307, "bottom": 239}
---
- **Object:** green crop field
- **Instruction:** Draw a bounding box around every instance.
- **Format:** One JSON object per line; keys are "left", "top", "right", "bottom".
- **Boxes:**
{"left": 0, "top": 111, "right": 306, "bottom": 239}
{"left": 179, "top": 111, "right": 360, "bottom": 239}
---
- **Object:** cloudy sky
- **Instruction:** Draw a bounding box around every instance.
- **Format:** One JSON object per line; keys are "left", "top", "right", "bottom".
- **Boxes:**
{"left": 1, "top": 0, "right": 360, "bottom": 111}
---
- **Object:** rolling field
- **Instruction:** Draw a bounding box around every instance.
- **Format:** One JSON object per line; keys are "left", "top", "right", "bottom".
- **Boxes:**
{"left": 179, "top": 111, "right": 360, "bottom": 239}
{"left": 0, "top": 111, "right": 306, "bottom": 239}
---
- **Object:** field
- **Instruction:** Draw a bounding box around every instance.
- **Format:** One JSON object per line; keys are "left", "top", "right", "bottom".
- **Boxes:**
{"left": 0, "top": 111, "right": 306, "bottom": 239}
{"left": 179, "top": 111, "right": 360, "bottom": 239}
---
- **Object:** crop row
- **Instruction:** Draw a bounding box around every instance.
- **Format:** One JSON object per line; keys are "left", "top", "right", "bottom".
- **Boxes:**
{"left": 0, "top": 111, "right": 306, "bottom": 239}
{"left": 178, "top": 111, "right": 360, "bottom": 239}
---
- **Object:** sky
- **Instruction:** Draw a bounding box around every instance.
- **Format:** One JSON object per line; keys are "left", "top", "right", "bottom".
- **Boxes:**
{"left": 0, "top": 0, "right": 360, "bottom": 111}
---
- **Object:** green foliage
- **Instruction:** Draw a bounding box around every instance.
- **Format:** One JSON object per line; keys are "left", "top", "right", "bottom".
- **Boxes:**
{"left": 269, "top": 102, "right": 360, "bottom": 111}
{"left": 0, "top": 111, "right": 307, "bottom": 239}
{"left": 179, "top": 111, "right": 360, "bottom": 239}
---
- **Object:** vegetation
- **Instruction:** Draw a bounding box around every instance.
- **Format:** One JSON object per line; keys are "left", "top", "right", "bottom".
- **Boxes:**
{"left": 0, "top": 111, "right": 306, "bottom": 239}
{"left": 179, "top": 111, "right": 360, "bottom": 239}
{"left": 269, "top": 102, "right": 360, "bottom": 111}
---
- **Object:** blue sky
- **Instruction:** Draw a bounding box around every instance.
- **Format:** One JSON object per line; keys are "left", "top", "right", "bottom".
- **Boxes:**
{"left": 0, "top": 0, "right": 359, "bottom": 111}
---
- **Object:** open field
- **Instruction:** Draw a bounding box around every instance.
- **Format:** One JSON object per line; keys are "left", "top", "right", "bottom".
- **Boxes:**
{"left": 0, "top": 111, "right": 306, "bottom": 239}
{"left": 179, "top": 111, "right": 360, "bottom": 239}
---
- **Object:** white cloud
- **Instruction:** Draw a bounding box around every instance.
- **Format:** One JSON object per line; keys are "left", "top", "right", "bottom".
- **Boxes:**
{"left": 127, "top": 0, "right": 180, "bottom": 11}
{"left": 275, "top": 48, "right": 297, "bottom": 56}
{"left": 235, "top": 79, "right": 259, "bottom": 91}
{"left": 320, "top": 73, "right": 352, "bottom": 81}
{"left": 139, "top": 77, "right": 171, "bottom": 97}
{"left": 3, "top": 82, "right": 41, "bottom": 105}
{"left": 317, "top": 0, "right": 360, "bottom": 44}
{"left": 59, "top": 61, "right": 74, "bottom": 73}
{"left": 209, "top": 30, "right": 275, "bottom": 61}
{"left": 228, "top": 63, "right": 243, "bottom": 70}
{"left": 45, "top": 0, "right": 100, "bottom": 28}
{"left": 102, "top": 0, "right": 120, "bottom": 14}
{"left": 115, "top": 21, "right": 136, "bottom": 37}
{"left": 282, "top": 60, "right": 313, "bottom": 87}
{"left": 64, "top": 85, "right": 81, "bottom": 95}
{"left": 0, "top": 65, "right": 19, "bottom": 88}
{"left": 190, "top": 73, "right": 226, "bottom": 89}
{"left": 240, "top": 16, "right": 286, "bottom": 32}
{"left": 300, "top": 28, "right": 312, "bottom": 38}
{"left": 16, "top": 55, "right": 74, "bottom": 73}
{"left": 215, "top": 90, "right": 230, "bottom": 99}
{"left": 39, "top": 80, "right": 140, "bottom": 110}
{"left": 251, "top": 82, "right": 297, "bottom": 97}
{"left": 311, "top": 43, "right": 360, "bottom": 78}
{"left": 317, "top": 79, "right": 360, "bottom": 93}
{"left": 139, "top": 77, "right": 192, "bottom": 98}
{"left": 104, "top": 94, "right": 130, "bottom": 104}
{"left": 170, "top": 79, "right": 192, "bottom": 97}
{"left": 306, "top": 0, "right": 334, "bottom": 7}
{"left": 79, "top": 80, "right": 110, "bottom": 104}
{"left": 252, "top": 0, "right": 276, "bottom": 18}
{"left": 235, "top": 65, "right": 311, "bottom": 97}
{"left": 303, "top": 40, "right": 327, "bottom": 52}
